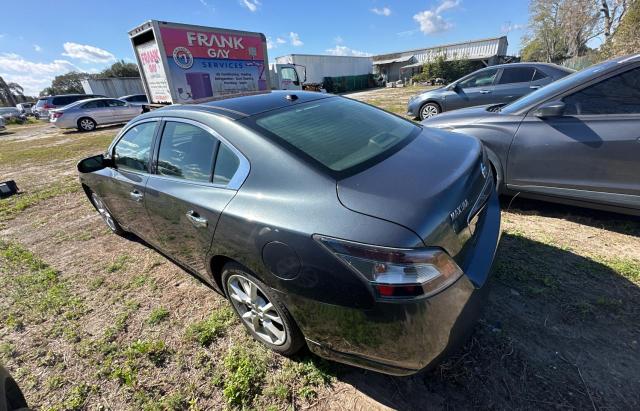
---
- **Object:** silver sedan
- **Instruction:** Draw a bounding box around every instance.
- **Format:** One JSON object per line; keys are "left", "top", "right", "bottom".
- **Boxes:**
{"left": 50, "top": 98, "right": 143, "bottom": 132}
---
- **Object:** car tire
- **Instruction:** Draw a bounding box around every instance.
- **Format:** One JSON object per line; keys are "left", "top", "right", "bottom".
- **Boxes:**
{"left": 222, "top": 262, "right": 305, "bottom": 356}
{"left": 78, "top": 117, "right": 97, "bottom": 132}
{"left": 419, "top": 102, "right": 441, "bottom": 120}
{"left": 90, "top": 192, "right": 126, "bottom": 236}
{"left": 0, "top": 365, "right": 29, "bottom": 410}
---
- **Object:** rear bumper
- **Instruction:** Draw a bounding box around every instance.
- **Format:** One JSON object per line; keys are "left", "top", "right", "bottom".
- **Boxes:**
{"left": 282, "top": 190, "right": 501, "bottom": 375}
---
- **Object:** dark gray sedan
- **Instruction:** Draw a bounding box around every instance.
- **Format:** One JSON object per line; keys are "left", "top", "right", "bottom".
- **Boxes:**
{"left": 423, "top": 54, "right": 640, "bottom": 216}
{"left": 78, "top": 91, "right": 500, "bottom": 375}
{"left": 408, "top": 62, "right": 574, "bottom": 120}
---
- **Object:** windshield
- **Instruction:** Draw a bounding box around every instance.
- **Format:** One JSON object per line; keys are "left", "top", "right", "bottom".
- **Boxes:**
{"left": 501, "top": 60, "right": 615, "bottom": 114}
{"left": 250, "top": 97, "right": 419, "bottom": 174}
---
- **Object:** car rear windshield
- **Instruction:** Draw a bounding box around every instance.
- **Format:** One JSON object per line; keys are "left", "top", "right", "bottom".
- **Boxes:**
{"left": 250, "top": 97, "right": 419, "bottom": 174}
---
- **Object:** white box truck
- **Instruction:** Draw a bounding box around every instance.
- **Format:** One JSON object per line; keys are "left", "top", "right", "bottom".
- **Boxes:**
{"left": 274, "top": 54, "right": 373, "bottom": 86}
{"left": 129, "top": 20, "right": 302, "bottom": 105}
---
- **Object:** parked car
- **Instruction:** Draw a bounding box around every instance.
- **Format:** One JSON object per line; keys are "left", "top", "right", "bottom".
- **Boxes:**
{"left": 50, "top": 98, "right": 143, "bottom": 131}
{"left": 0, "top": 107, "right": 26, "bottom": 124}
{"left": 423, "top": 54, "right": 640, "bottom": 216}
{"left": 33, "top": 94, "right": 104, "bottom": 119}
{"left": 119, "top": 94, "right": 148, "bottom": 106}
{"left": 0, "top": 116, "right": 5, "bottom": 131}
{"left": 16, "top": 102, "right": 34, "bottom": 115}
{"left": 408, "top": 63, "right": 574, "bottom": 120}
{"left": 77, "top": 91, "right": 501, "bottom": 375}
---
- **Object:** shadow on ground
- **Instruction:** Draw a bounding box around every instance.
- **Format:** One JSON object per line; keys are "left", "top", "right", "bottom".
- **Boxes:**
{"left": 321, "top": 228, "right": 640, "bottom": 410}
{"left": 501, "top": 195, "right": 640, "bottom": 237}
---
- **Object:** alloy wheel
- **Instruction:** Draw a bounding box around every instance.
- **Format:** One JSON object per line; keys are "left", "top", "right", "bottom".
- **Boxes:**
{"left": 227, "top": 274, "right": 287, "bottom": 345}
{"left": 91, "top": 193, "right": 117, "bottom": 232}
{"left": 80, "top": 118, "right": 95, "bottom": 131}
{"left": 421, "top": 104, "right": 439, "bottom": 119}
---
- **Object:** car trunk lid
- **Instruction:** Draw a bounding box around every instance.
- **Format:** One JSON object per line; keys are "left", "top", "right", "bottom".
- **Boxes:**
{"left": 336, "top": 128, "right": 492, "bottom": 258}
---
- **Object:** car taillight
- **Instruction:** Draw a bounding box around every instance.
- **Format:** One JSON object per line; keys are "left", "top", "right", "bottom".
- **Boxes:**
{"left": 52, "top": 112, "right": 63, "bottom": 119}
{"left": 314, "top": 235, "right": 464, "bottom": 299}
{"left": 43, "top": 103, "right": 54, "bottom": 109}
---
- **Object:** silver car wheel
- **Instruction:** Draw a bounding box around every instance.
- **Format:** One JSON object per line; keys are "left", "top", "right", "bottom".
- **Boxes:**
{"left": 91, "top": 193, "right": 117, "bottom": 232}
{"left": 421, "top": 104, "right": 440, "bottom": 119}
{"left": 227, "top": 274, "right": 287, "bottom": 346}
{"left": 80, "top": 118, "right": 95, "bottom": 131}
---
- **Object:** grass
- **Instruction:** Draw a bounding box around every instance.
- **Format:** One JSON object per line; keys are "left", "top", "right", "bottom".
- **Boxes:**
{"left": 2, "top": 93, "right": 640, "bottom": 410}
{"left": 0, "top": 178, "right": 81, "bottom": 222}
{"left": 185, "top": 306, "right": 236, "bottom": 346}
{"left": 0, "top": 131, "right": 113, "bottom": 166}
{"left": 222, "top": 343, "right": 269, "bottom": 407}
{"left": 0, "top": 241, "right": 84, "bottom": 328}
{"left": 147, "top": 307, "right": 170, "bottom": 325}
{"left": 106, "top": 254, "right": 129, "bottom": 273}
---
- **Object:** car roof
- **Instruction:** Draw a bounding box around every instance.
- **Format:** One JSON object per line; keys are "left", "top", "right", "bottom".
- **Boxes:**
{"left": 155, "top": 90, "right": 334, "bottom": 120}
{"left": 119, "top": 94, "right": 146, "bottom": 98}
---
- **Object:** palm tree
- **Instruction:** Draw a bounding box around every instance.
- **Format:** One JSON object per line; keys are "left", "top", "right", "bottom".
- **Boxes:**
{"left": 0, "top": 76, "right": 17, "bottom": 106}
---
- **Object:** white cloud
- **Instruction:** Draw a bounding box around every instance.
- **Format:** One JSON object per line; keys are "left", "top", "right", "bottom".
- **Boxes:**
{"left": 267, "top": 36, "right": 288, "bottom": 49}
{"left": 62, "top": 42, "right": 116, "bottom": 63}
{"left": 241, "top": 0, "right": 260, "bottom": 12}
{"left": 501, "top": 22, "right": 525, "bottom": 33}
{"left": 0, "top": 53, "right": 82, "bottom": 96}
{"left": 413, "top": 0, "right": 460, "bottom": 34}
{"left": 334, "top": 35, "right": 344, "bottom": 44}
{"left": 33, "top": 44, "right": 42, "bottom": 52}
{"left": 198, "top": 0, "right": 215, "bottom": 12}
{"left": 289, "top": 32, "right": 303, "bottom": 47}
{"left": 325, "top": 45, "right": 371, "bottom": 57}
{"left": 371, "top": 7, "right": 391, "bottom": 16}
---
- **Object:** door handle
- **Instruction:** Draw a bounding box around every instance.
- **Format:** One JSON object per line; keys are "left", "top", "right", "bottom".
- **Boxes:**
{"left": 530, "top": 85, "right": 541, "bottom": 89}
{"left": 186, "top": 210, "right": 208, "bottom": 228}
{"left": 129, "top": 190, "right": 144, "bottom": 202}
{"left": 479, "top": 90, "right": 491, "bottom": 94}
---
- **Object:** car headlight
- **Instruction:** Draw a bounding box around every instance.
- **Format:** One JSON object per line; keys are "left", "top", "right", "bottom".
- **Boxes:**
{"left": 314, "top": 235, "right": 463, "bottom": 299}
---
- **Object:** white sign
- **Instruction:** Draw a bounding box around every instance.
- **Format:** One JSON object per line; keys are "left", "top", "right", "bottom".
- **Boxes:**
{"left": 136, "top": 40, "right": 172, "bottom": 104}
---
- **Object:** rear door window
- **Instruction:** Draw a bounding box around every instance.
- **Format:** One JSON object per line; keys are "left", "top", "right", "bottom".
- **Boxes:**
{"left": 157, "top": 121, "right": 218, "bottom": 182}
{"left": 498, "top": 67, "right": 536, "bottom": 84}
{"left": 213, "top": 144, "right": 240, "bottom": 185}
{"left": 532, "top": 69, "right": 548, "bottom": 81}
{"left": 107, "top": 99, "right": 126, "bottom": 107}
{"left": 83, "top": 100, "right": 107, "bottom": 109}
{"left": 113, "top": 121, "right": 157, "bottom": 172}
{"left": 459, "top": 69, "right": 498, "bottom": 88}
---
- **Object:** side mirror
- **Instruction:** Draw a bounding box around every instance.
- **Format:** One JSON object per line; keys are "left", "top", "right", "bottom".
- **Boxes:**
{"left": 77, "top": 154, "right": 113, "bottom": 173}
{"left": 449, "top": 83, "right": 461, "bottom": 92}
{"left": 534, "top": 100, "right": 565, "bottom": 118}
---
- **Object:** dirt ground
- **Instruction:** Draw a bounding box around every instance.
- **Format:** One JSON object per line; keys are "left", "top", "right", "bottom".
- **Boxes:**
{"left": 1, "top": 90, "right": 639, "bottom": 410}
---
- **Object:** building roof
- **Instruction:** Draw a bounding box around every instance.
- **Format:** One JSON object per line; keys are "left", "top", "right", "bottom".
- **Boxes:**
{"left": 373, "top": 36, "right": 507, "bottom": 62}
{"left": 373, "top": 55, "right": 414, "bottom": 65}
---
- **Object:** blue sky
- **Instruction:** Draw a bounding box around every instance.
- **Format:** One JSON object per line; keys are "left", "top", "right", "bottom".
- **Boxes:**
{"left": 0, "top": 0, "right": 530, "bottom": 96}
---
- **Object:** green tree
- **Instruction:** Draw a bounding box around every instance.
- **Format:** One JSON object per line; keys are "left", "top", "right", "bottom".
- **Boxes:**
{"left": 98, "top": 60, "right": 140, "bottom": 78}
{"left": 40, "top": 71, "right": 89, "bottom": 96}
{"left": 601, "top": 0, "right": 639, "bottom": 57}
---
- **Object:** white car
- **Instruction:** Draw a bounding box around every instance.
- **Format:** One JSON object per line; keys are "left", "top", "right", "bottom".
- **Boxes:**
{"left": 50, "top": 98, "right": 143, "bottom": 132}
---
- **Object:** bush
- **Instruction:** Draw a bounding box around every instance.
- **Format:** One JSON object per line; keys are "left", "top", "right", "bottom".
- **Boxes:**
{"left": 411, "top": 56, "right": 483, "bottom": 84}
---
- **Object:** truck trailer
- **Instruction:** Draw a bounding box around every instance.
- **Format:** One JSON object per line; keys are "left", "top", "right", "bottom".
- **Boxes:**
{"left": 128, "top": 20, "right": 302, "bottom": 105}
